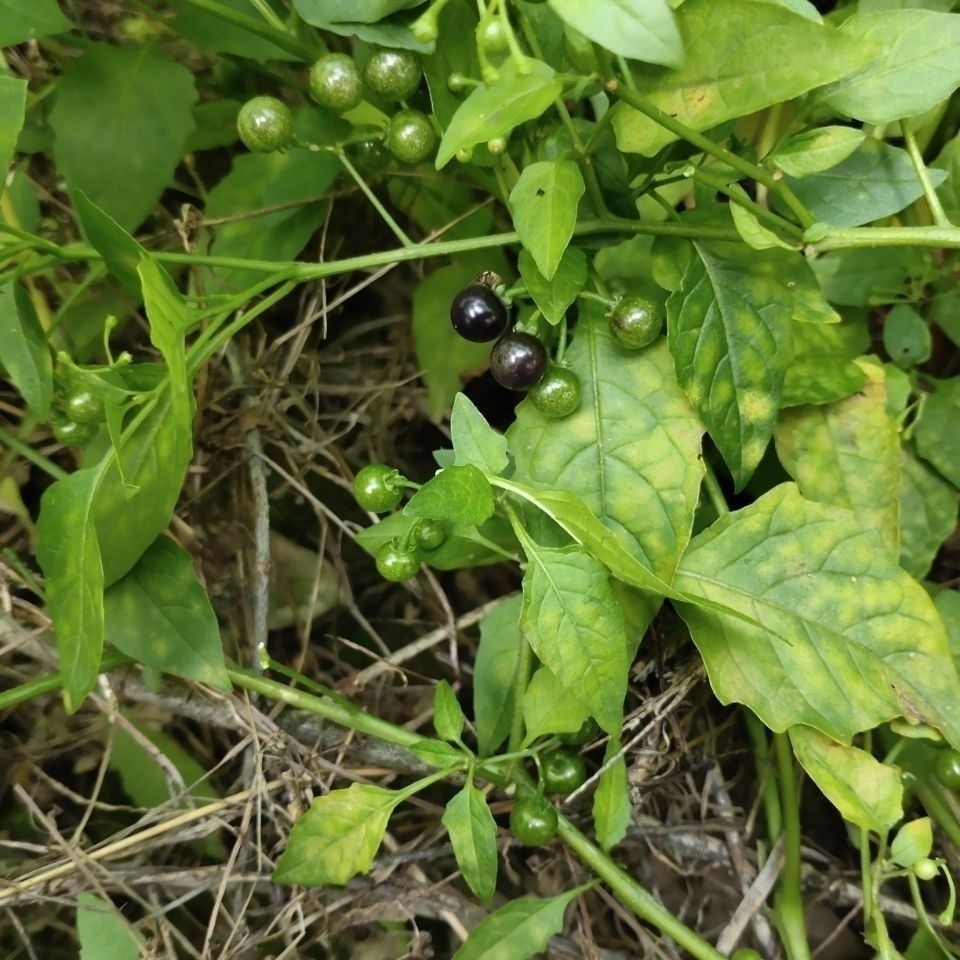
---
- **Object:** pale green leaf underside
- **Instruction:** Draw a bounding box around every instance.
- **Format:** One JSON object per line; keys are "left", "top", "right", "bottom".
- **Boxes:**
{"left": 612, "top": 0, "right": 876, "bottom": 156}
{"left": 675, "top": 484, "right": 960, "bottom": 748}
{"left": 522, "top": 666, "right": 589, "bottom": 745}
{"left": 789, "top": 726, "right": 903, "bottom": 832}
{"left": 509, "top": 305, "right": 704, "bottom": 581}
{"left": 772, "top": 126, "right": 866, "bottom": 178}
{"left": 442, "top": 783, "right": 498, "bottom": 903}
{"left": 273, "top": 784, "right": 399, "bottom": 886}
{"left": 593, "top": 738, "right": 631, "bottom": 851}
{"left": 774, "top": 362, "right": 900, "bottom": 555}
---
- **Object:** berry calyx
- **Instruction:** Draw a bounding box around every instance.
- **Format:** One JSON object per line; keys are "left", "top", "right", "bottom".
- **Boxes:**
{"left": 528, "top": 365, "right": 581, "bottom": 417}
{"left": 609, "top": 296, "right": 664, "bottom": 351}
{"left": 542, "top": 749, "right": 587, "bottom": 795}
{"left": 510, "top": 795, "right": 559, "bottom": 846}
{"left": 364, "top": 48, "right": 422, "bottom": 102}
{"left": 309, "top": 53, "right": 364, "bottom": 114}
{"left": 489, "top": 333, "right": 547, "bottom": 390}
{"left": 450, "top": 284, "right": 509, "bottom": 343}
{"left": 375, "top": 540, "right": 421, "bottom": 582}
{"left": 354, "top": 464, "right": 403, "bottom": 513}
{"left": 387, "top": 109, "right": 437, "bottom": 164}
{"left": 237, "top": 96, "right": 294, "bottom": 153}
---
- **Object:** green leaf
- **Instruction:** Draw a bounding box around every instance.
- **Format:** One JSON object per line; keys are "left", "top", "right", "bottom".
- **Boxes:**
{"left": 0, "top": 283, "right": 52, "bottom": 418}
{"left": 547, "top": 0, "right": 681, "bottom": 66}
{"left": 273, "top": 783, "right": 402, "bottom": 886}
{"left": 782, "top": 139, "right": 947, "bottom": 228}
{"left": 612, "top": 0, "right": 875, "bottom": 156}
{"left": 77, "top": 893, "right": 143, "bottom": 960}
{"left": 405, "top": 464, "right": 495, "bottom": 527}
{"left": 442, "top": 782, "right": 498, "bottom": 903}
{"left": 811, "top": 247, "right": 927, "bottom": 308}
{"left": 819, "top": 10, "right": 960, "bottom": 125}
{"left": 435, "top": 59, "right": 562, "bottom": 169}
{"left": 730, "top": 201, "right": 795, "bottom": 251}
{"left": 883, "top": 304, "right": 931, "bottom": 370}
{"left": 36, "top": 469, "right": 104, "bottom": 714}
{"left": 174, "top": 0, "right": 299, "bottom": 59}
{"left": 781, "top": 319, "right": 870, "bottom": 407}
{"left": 0, "top": 75, "right": 27, "bottom": 197}
{"left": 474, "top": 595, "right": 522, "bottom": 758}
{"left": 104, "top": 537, "right": 229, "bottom": 691}
{"left": 522, "top": 666, "right": 590, "bottom": 745}
{"left": 73, "top": 192, "right": 146, "bottom": 299}
{"left": 451, "top": 885, "right": 589, "bottom": 960}
{"left": 915, "top": 377, "right": 960, "bottom": 488}
{"left": 423, "top": 0, "right": 479, "bottom": 126}
{"left": 0, "top": 0, "right": 70, "bottom": 45}
{"left": 451, "top": 394, "right": 509, "bottom": 475}
{"left": 203, "top": 109, "right": 342, "bottom": 291}
{"left": 675, "top": 484, "right": 960, "bottom": 748}
{"left": 771, "top": 126, "right": 866, "bottom": 178}
{"left": 789, "top": 726, "right": 903, "bottom": 832}
{"left": 413, "top": 260, "right": 499, "bottom": 421}
{"left": 889, "top": 817, "right": 933, "bottom": 868}
{"left": 898, "top": 448, "right": 958, "bottom": 579}
{"left": 434, "top": 679, "right": 465, "bottom": 741}
{"left": 509, "top": 160, "right": 584, "bottom": 281}
{"left": 509, "top": 305, "right": 704, "bottom": 580}
{"left": 409, "top": 739, "right": 465, "bottom": 768}
{"left": 774, "top": 361, "right": 900, "bottom": 554}
{"left": 518, "top": 246, "right": 587, "bottom": 326}
{"left": 593, "top": 737, "right": 631, "bottom": 850}
{"left": 293, "top": 0, "right": 424, "bottom": 24}
{"left": 666, "top": 236, "right": 796, "bottom": 489}
{"left": 516, "top": 535, "right": 628, "bottom": 735}
{"left": 49, "top": 44, "right": 197, "bottom": 231}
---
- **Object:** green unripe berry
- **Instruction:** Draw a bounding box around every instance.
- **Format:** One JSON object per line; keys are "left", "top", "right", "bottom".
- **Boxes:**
{"left": 310, "top": 53, "right": 364, "bottom": 114}
{"left": 529, "top": 366, "right": 581, "bottom": 418}
{"left": 510, "top": 795, "right": 558, "bottom": 846}
{"left": 486, "top": 136, "right": 507, "bottom": 155}
{"left": 542, "top": 749, "right": 587, "bottom": 795}
{"left": 364, "top": 48, "right": 421, "bottom": 102}
{"left": 913, "top": 858, "right": 939, "bottom": 881}
{"left": 64, "top": 387, "right": 105, "bottom": 425}
{"left": 609, "top": 295, "right": 663, "bottom": 351}
{"left": 375, "top": 540, "right": 421, "bottom": 582}
{"left": 731, "top": 951, "right": 763, "bottom": 960}
{"left": 52, "top": 418, "right": 97, "bottom": 448}
{"left": 351, "top": 138, "right": 392, "bottom": 173}
{"left": 478, "top": 19, "right": 510, "bottom": 55}
{"left": 354, "top": 464, "right": 403, "bottom": 513}
{"left": 387, "top": 109, "right": 437, "bottom": 164}
{"left": 237, "top": 96, "right": 294, "bottom": 153}
{"left": 414, "top": 519, "right": 448, "bottom": 552}
{"left": 935, "top": 748, "right": 960, "bottom": 791}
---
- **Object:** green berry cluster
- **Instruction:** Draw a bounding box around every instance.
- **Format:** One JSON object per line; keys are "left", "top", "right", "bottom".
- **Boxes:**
{"left": 237, "top": 47, "right": 436, "bottom": 165}
{"left": 50, "top": 383, "right": 105, "bottom": 448}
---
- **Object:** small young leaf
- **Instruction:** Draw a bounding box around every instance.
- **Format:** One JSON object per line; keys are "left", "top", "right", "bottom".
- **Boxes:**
{"left": 36, "top": 468, "right": 105, "bottom": 714}
{"left": 518, "top": 247, "right": 587, "bottom": 326}
{"left": 883, "top": 304, "right": 931, "bottom": 371}
{"left": 789, "top": 726, "right": 903, "bottom": 833}
{"left": 0, "top": 283, "right": 52, "bottom": 419}
{"left": 522, "top": 667, "right": 590, "bottom": 746}
{"left": 405, "top": 464, "right": 495, "bottom": 527}
{"left": 889, "top": 817, "right": 933, "bottom": 868}
{"left": 915, "top": 377, "right": 960, "bottom": 489}
{"left": 273, "top": 783, "right": 402, "bottom": 886}
{"left": 409, "top": 739, "right": 466, "bottom": 769}
{"left": 548, "top": 0, "right": 682, "bottom": 67}
{"left": 104, "top": 537, "right": 230, "bottom": 691}
{"left": 730, "top": 202, "right": 795, "bottom": 251}
{"left": 509, "top": 160, "right": 585, "bottom": 281}
{"left": 772, "top": 126, "right": 866, "bottom": 178}
{"left": 898, "top": 448, "right": 958, "bottom": 580}
{"left": 474, "top": 595, "right": 523, "bottom": 758}
{"left": 77, "top": 893, "right": 144, "bottom": 960}
{"left": 451, "top": 885, "right": 590, "bottom": 960}
{"left": 593, "top": 737, "right": 631, "bottom": 851}
{"left": 434, "top": 680, "right": 465, "bottom": 742}
{"left": 435, "top": 59, "right": 562, "bottom": 169}
{"left": 516, "top": 535, "right": 628, "bottom": 735}
{"left": 442, "top": 782, "right": 498, "bottom": 903}
{"left": 451, "top": 394, "right": 509, "bottom": 475}
{"left": 820, "top": 10, "right": 960, "bottom": 125}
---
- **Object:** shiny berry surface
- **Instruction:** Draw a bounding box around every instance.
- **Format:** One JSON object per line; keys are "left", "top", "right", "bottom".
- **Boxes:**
{"left": 354, "top": 464, "right": 403, "bottom": 513}
{"left": 478, "top": 19, "right": 509, "bottom": 54}
{"left": 529, "top": 365, "right": 581, "bottom": 417}
{"left": 375, "top": 540, "right": 420, "bottom": 582}
{"left": 556, "top": 716, "right": 599, "bottom": 746}
{"left": 387, "top": 109, "right": 437, "bottom": 164}
{"left": 237, "top": 96, "right": 294, "bottom": 153}
{"left": 450, "top": 284, "right": 508, "bottom": 342}
{"left": 309, "top": 54, "right": 364, "bottom": 114}
{"left": 542, "top": 749, "right": 587, "bottom": 795}
{"left": 489, "top": 333, "right": 547, "bottom": 390}
{"left": 364, "top": 48, "right": 421, "bottom": 101}
{"left": 935, "top": 748, "right": 960, "bottom": 790}
{"left": 65, "top": 388, "right": 105, "bottom": 425}
{"left": 414, "top": 519, "right": 447, "bottom": 552}
{"left": 510, "top": 795, "right": 558, "bottom": 846}
{"left": 53, "top": 418, "right": 97, "bottom": 448}
{"left": 609, "top": 296, "right": 663, "bottom": 350}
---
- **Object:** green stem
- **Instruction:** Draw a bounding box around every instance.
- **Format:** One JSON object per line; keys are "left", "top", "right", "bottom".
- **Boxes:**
{"left": 702, "top": 461, "right": 730, "bottom": 519}
{"left": 899, "top": 119, "right": 951, "bottom": 228}
{"left": 334, "top": 147, "right": 414, "bottom": 248}
{"left": 172, "top": 0, "right": 312, "bottom": 59}
{"left": 693, "top": 167, "right": 803, "bottom": 240}
{"left": 0, "top": 424, "right": 69, "bottom": 480}
{"left": 744, "top": 710, "right": 781, "bottom": 852}
{"left": 608, "top": 81, "right": 815, "bottom": 229}
{"left": 504, "top": 505, "right": 533, "bottom": 754}
{"left": 916, "top": 780, "right": 960, "bottom": 850}
{"left": 811, "top": 224, "right": 960, "bottom": 251}
{"left": 773, "top": 732, "right": 812, "bottom": 960}
{"left": 0, "top": 650, "right": 132, "bottom": 711}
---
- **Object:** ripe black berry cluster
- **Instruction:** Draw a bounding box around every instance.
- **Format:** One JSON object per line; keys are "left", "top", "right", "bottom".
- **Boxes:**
{"left": 236, "top": 47, "right": 436, "bottom": 165}
{"left": 449, "top": 278, "right": 582, "bottom": 418}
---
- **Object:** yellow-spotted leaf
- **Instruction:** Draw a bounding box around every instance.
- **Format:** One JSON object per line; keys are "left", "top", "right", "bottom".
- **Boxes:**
{"left": 675, "top": 484, "right": 960, "bottom": 748}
